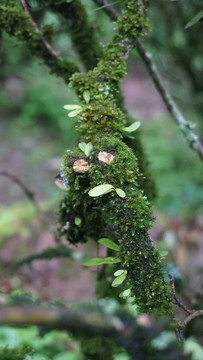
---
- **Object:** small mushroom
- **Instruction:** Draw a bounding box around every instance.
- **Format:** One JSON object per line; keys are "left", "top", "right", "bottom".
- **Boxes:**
{"left": 98, "top": 151, "right": 115, "bottom": 164}
{"left": 73, "top": 159, "right": 90, "bottom": 173}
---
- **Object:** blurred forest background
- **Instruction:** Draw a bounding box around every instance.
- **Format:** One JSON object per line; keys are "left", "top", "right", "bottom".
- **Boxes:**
{"left": 0, "top": 0, "right": 202, "bottom": 359}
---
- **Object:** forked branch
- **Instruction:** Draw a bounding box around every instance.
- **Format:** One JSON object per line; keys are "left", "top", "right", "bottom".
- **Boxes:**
{"left": 168, "top": 274, "right": 203, "bottom": 343}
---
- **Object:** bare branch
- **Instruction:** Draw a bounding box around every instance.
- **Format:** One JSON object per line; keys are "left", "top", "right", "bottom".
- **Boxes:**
{"left": 168, "top": 274, "right": 193, "bottom": 315}
{"left": 184, "top": 310, "right": 203, "bottom": 326}
{"left": 20, "top": 0, "right": 63, "bottom": 61}
{"left": 93, "top": 0, "right": 203, "bottom": 160}
{"left": 135, "top": 40, "right": 203, "bottom": 160}
{"left": 0, "top": 171, "right": 51, "bottom": 228}
{"left": 168, "top": 274, "right": 203, "bottom": 343}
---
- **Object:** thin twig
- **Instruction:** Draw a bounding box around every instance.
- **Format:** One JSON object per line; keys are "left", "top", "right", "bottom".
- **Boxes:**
{"left": 93, "top": 0, "right": 203, "bottom": 160}
{"left": 10, "top": 245, "right": 84, "bottom": 269}
{"left": 168, "top": 274, "right": 203, "bottom": 344}
{"left": 135, "top": 39, "right": 203, "bottom": 160}
{"left": 0, "top": 171, "right": 51, "bottom": 228}
{"left": 20, "top": 0, "right": 63, "bottom": 61}
{"left": 184, "top": 309, "right": 203, "bottom": 326}
{"left": 168, "top": 274, "right": 193, "bottom": 315}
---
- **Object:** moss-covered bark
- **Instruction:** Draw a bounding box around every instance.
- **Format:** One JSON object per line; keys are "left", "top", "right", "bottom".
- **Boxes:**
{"left": 57, "top": 0, "right": 173, "bottom": 316}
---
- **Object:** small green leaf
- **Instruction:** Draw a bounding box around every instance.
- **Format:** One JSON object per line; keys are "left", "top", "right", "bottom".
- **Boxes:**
{"left": 159, "top": 250, "right": 168, "bottom": 258}
{"left": 83, "top": 90, "right": 90, "bottom": 104}
{"left": 83, "top": 257, "right": 121, "bottom": 266}
{"left": 68, "top": 109, "right": 82, "bottom": 117}
{"left": 78, "top": 142, "right": 86, "bottom": 153}
{"left": 122, "top": 121, "right": 140, "bottom": 133}
{"left": 114, "top": 269, "right": 124, "bottom": 276}
{"left": 75, "top": 217, "right": 81, "bottom": 226}
{"left": 115, "top": 188, "right": 126, "bottom": 198}
{"left": 119, "top": 289, "right": 131, "bottom": 298}
{"left": 98, "top": 238, "right": 119, "bottom": 251}
{"left": 84, "top": 142, "right": 93, "bottom": 156}
{"left": 88, "top": 184, "right": 114, "bottom": 197}
{"left": 185, "top": 10, "right": 203, "bottom": 29}
{"left": 79, "top": 142, "right": 93, "bottom": 156}
{"left": 64, "top": 104, "right": 82, "bottom": 110}
{"left": 112, "top": 271, "right": 127, "bottom": 287}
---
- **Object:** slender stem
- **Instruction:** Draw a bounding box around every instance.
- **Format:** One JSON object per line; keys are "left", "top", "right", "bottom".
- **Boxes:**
{"left": 10, "top": 245, "right": 83, "bottom": 269}
{"left": 20, "top": 0, "right": 63, "bottom": 61}
{"left": 93, "top": 0, "right": 203, "bottom": 160}
{"left": 168, "top": 274, "right": 203, "bottom": 343}
{"left": 168, "top": 274, "right": 193, "bottom": 315}
{"left": 135, "top": 39, "right": 203, "bottom": 160}
{"left": 184, "top": 310, "right": 203, "bottom": 326}
{"left": 0, "top": 171, "right": 51, "bottom": 228}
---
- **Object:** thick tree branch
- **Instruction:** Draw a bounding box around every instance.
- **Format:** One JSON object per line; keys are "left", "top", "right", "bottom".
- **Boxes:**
{"left": 93, "top": 0, "right": 203, "bottom": 160}
{"left": 21, "top": 0, "right": 62, "bottom": 61}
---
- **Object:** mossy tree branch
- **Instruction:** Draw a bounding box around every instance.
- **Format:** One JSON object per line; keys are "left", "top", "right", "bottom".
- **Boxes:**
{"left": 0, "top": 0, "right": 78, "bottom": 83}
{"left": 58, "top": 0, "right": 173, "bottom": 316}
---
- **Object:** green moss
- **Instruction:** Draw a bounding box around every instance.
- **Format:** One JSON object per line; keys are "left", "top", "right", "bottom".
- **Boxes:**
{"left": 123, "top": 129, "right": 157, "bottom": 201}
{"left": 57, "top": 1, "right": 173, "bottom": 315}
{"left": 0, "top": 346, "right": 33, "bottom": 360}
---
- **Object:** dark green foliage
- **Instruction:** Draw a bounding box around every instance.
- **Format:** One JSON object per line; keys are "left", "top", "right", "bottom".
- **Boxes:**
{"left": 0, "top": 346, "right": 33, "bottom": 360}
{"left": 80, "top": 337, "right": 118, "bottom": 360}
